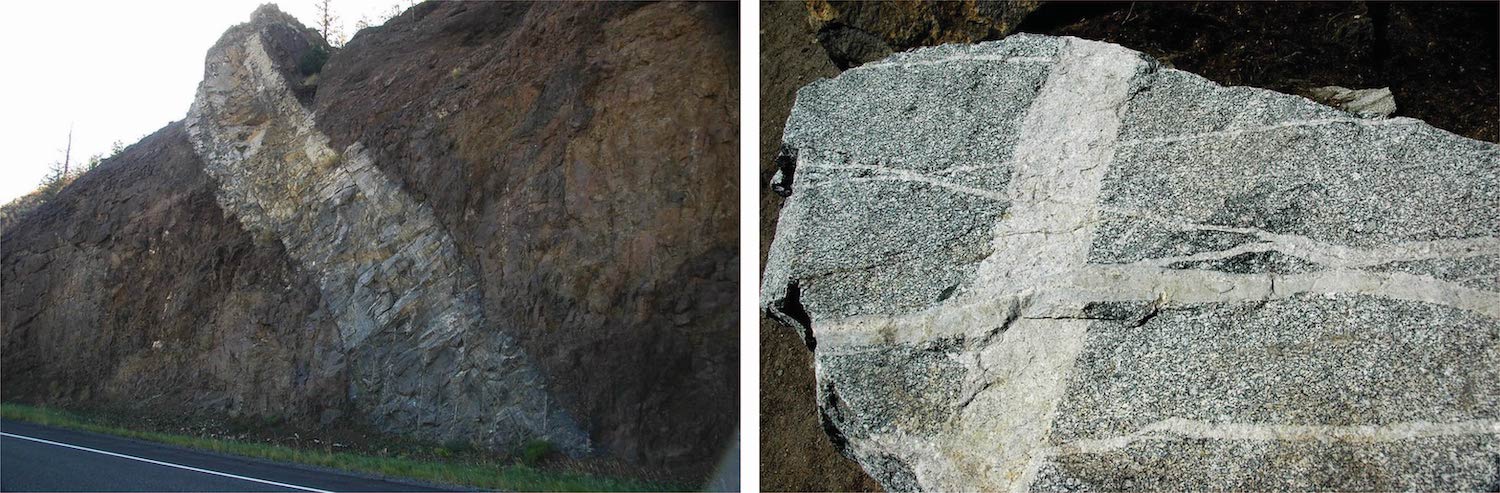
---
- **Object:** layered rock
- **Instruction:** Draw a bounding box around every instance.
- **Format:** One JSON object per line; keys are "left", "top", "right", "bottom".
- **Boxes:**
{"left": 308, "top": 2, "right": 739, "bottom": 470}
{"left": 763, "top": 34, "right": 1500, "bottom": 491}
{"left": 1, "top": 123, "right": 346, "bottom": 420}
{"left": 184, "top": 5, "right": 587, "bottom": 453}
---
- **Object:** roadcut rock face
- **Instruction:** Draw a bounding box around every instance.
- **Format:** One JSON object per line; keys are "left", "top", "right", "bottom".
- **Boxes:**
{"left": 762, "top": 34, "right": 1500, "bottom": 491}
{"left": 3, "top": 3, "right": 736, "bottom": 479}
{"left": 185, "top": 5, "right": 588, "bottom": 454}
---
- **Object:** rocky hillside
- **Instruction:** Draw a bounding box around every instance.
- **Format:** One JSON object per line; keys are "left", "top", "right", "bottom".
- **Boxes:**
{"left": 2, "top": 1, "right": 736, "bottom": 480}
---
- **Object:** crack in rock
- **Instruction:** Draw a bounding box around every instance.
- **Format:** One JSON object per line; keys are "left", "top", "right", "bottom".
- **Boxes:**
{"left": 184, "top": 9, "right": 588, "bottom": 455}
{"left": 763, "top": 33, "right": 1500, "bottom": 492}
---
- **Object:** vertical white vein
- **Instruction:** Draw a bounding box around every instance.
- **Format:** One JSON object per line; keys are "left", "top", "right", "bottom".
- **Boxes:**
{"left": 939, "top": 37, "right": 1146, "bottom": 493}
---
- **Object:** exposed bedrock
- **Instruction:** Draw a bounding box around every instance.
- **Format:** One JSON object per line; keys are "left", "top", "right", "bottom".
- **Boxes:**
{"left": 3, "top": 2, "right": 737, "bottom": 478}
{"left": 308, "top": 2, "right": 739, "bottom": 472}
{"left": 185, "top": 6, "right": 588, "bottom": 453}
{"left": 762, "top": 34, "right": 1500, "bottom": 491}
{"left": 1, "top": 122, "right": 347, "bottom": 423}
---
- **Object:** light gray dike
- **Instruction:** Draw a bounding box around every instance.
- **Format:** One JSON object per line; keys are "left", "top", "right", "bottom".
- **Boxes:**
{"left": 762, "top": 33, "right": 1500, "bottom": 492}
{"left": 185, "top": 8, "right": 589, "bottom": 454}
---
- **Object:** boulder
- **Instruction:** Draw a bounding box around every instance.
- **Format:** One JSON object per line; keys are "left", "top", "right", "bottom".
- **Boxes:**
{"left": 763, "top": 34, "right": 1500, "bottom": 491}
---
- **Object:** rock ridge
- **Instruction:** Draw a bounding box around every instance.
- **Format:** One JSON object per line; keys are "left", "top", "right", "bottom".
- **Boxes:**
{"left": 184, "top": 6, "right": 587, "bottom": 453}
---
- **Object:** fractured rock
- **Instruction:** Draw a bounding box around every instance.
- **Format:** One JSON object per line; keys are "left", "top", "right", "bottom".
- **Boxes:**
{"left": 763, "top": 34, "right": 1500, "bottom": 491}
{"left": 3, "top": 2, "right": 737, "bottom": 478}
{"left": 186, "top": 5, "right": 588, "bottom": 454}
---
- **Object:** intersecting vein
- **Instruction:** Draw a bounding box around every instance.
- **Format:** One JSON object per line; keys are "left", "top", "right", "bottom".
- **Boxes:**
{"left": 1118, "top": 117, "right": 1419, "bottom": 147}
{"left": 1104, "top": 206, "right": 1500, "bottom": 269}
{"left": 817, "top": 264, "right": 1500, "bottom": 349}
{"left": 1039, "top": 417, "right": 1500, "bottom": 458}
{"left": 800, "top": 161, "right": 1011, "bottom": 202}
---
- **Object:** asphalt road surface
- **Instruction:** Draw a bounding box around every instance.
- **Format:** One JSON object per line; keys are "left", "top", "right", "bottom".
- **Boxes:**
{"left": 0, "top": 419, "right": 454, "bottom": 492}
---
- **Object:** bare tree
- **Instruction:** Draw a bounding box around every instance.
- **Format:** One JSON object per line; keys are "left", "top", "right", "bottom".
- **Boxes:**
{"left": 314, "top": 0, "right": 343, "bottom": 46}
{"left": 61, "top": 124, "right": 73, "bottom": 178}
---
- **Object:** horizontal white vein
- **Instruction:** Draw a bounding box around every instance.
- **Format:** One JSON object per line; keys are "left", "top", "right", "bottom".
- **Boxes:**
{"left": 1119, "top": 117, "right": 1418, "bottom": 146}
{"left": 1044, "top": 418, "right": 1500, "bottom": 457}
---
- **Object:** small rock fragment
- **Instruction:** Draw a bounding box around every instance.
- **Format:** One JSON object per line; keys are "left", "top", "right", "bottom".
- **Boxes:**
{"left": 1307, "top": 85, "right": 1397, "bottom": 118}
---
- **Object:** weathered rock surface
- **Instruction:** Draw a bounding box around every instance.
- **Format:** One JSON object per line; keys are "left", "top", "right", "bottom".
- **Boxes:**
{"left": 186, "top": 5, "right": 588, "bottom": 454}
{"left": 1, "top": 123, "right": 347, "bottom": 420}
{"left": 4, "top": 2, "right": 736, "bottom": 480}
{"left": 763, "top": 34, "right": 1500, "bottom": 491}
{"left": 308, "top": 2, "right": 739, "bottom": 472}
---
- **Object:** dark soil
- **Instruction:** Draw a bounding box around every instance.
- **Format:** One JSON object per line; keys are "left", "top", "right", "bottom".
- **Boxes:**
{"left": 1019, "top": 1, "right": 1498, "bottom": 143}
{"left": 759, "top": 0, "right": 883, "bottom": 491}
{"left": 760, "top": 1, "right": 1498, "bottom": 491}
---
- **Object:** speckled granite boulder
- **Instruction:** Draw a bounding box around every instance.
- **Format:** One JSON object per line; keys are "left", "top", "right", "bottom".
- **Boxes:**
{"left": 762, "top": 34, "right": 1500, "bottom": 492}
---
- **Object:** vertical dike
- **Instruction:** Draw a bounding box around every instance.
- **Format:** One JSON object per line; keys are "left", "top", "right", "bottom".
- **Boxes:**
{"left": 959, "top": 37, "right": 1146, "bottom": 491}
{"left": 184, "top": 11, "right": 588, "bottom": 454}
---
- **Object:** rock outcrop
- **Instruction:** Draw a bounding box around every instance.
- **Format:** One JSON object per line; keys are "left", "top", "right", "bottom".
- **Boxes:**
{"left": 763, "top": 34, "right": 1499, "bottom": 491}
{"left": 4, "top": 1, "right": 737, "bottom": 480}
{"left": 186, "top": 4, "right": 588, "bottom": 453}
{"left": 2, "top": 123, "right": 347, "bottom": 421}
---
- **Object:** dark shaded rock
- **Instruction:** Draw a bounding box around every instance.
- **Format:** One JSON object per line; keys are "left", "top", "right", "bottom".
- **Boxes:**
{"left": 1, "top": 123, "right": 346, "bottom": 423}
{"left": 311, "top": 0, "right": 740, "bottom": 477}
{"left": 3, "top": 1, "right": 737, "bottom": 483}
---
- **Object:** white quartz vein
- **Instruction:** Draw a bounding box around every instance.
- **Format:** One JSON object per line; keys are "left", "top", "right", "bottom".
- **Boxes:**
{"left": 1119, "top": 117, "right": 1419, "bottom": 147}
{"left": 860, "top": 55, "right": 1054, "bottom": 71}
{"left": 1105, "top": 206, "right": 1500, "bottom": 270}
{"left": 1040, "top": 417, "right": 1500, "bottom": 458}
{"left": 799, "top": 161, "right": 1011, "bottom": 201}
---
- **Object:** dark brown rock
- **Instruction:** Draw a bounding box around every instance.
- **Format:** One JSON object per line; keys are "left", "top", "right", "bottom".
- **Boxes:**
{"left": 1, "top": 123, "right": 347, "bottom": 422}
{"left": 308, "top": 1, "right": 739, "bottom": 475}
{"left": 3, "top": 0, "right": 737, "bottom": 483}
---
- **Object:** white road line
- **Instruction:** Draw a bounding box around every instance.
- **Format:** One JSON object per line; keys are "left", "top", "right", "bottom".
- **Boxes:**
{"left": 0, "top": 432, "right": 333, "bottom": 493}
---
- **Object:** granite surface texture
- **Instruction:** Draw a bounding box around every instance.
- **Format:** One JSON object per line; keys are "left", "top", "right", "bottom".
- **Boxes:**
{"left": 762, "top": 34, "right": 1500, "bottom": 491}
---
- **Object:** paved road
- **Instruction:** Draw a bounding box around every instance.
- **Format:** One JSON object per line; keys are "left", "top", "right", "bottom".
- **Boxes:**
{"left": 0, "top": 419, "right": 454, "bottom": 492}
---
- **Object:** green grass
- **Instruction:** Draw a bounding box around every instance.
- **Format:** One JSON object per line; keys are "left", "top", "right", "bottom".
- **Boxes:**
{"left": 1, "top": 403, "right": 676, "bottom": 492}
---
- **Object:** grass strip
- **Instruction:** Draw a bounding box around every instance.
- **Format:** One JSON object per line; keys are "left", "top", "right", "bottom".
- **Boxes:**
{"left": 1, "top": 403, "right": 675, "bottom": 492}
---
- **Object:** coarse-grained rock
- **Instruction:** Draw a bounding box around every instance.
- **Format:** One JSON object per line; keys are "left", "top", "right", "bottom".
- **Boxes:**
{"left": 762, "top": 34, "right": 1500, "bottom": 492}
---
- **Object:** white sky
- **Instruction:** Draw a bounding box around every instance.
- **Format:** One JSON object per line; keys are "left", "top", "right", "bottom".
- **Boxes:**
{"left": 0, "top": 0, "right": 408, "bottom": 203}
